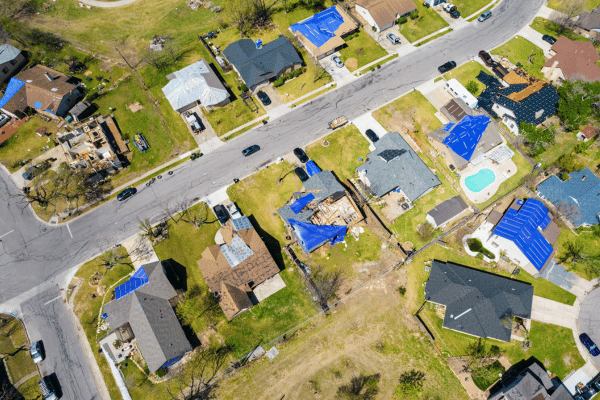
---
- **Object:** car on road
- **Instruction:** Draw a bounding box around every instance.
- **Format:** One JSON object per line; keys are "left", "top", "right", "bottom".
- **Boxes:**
{"left": 117, "top": 187, "right": 136, "bottom": 201}
{"left": 365, "top": 129, "right": 379, "bottom": 142}
{"left": 442, "top": 3, "right": 456, "bottom": 12}
{"left": 542, "top": 34, "right": 557, "bottom": 45}
{"left": 386, "top": 33, "right": 400, "bottom": 45}
{"left": 293, "top": 147, "right": 309, "bottom": 163}
{"left": 438, "top": 61, "right": 457, "bottom": 73}
{"left": 478, "top": 50, "right": 493, "bottom": 66}
{"left": 38, "top": 376, "right": 58, "bottom": 400}
{"left": 213, "top": 204, "right": 229, "bottom": 224}
{"left": 331, "top": 55, "right": 344, "bottom": 68}
{"left": 256, "top": 90, "right": 271, "bottom": 106}
{"left": 30, "top": 340, "right": 44, "bottom": 363}
{"left": 450, "top": 9, "right": 460, "bottom": 18}
{"left": 294, "top": 167, "right": 309, "bottom": 182}
{"left": 242, "top": 145, "right": 260, "bottom": 157}
{"left": 478, "top": 10, "right": 492, "bottom": 22}
{"left": 580, "top": 333, "right": 600, "bottom": 356}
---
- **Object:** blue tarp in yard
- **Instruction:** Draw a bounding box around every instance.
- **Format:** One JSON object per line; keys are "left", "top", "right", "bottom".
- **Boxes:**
{"left": 289, "top": 219, "right": 347, "bottom": 253}
{"left": 0, "top": 77, "right": 25, "bottom": 109}
{"left": 442, "top": 115, "right": 489, "bottom": 161}
{"left": 290, "top": 193, "right": 315, "bottom": 214}
{"left": 306, "top": 160, "right": 321, "bottom": 176}
{"left": 290, "top": 6, "right": 344, "bottom": 48}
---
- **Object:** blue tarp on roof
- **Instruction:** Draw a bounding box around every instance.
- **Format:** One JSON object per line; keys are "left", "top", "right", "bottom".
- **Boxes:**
{"left": 290, "top": 6, "right": 344, "bottom": 48}
{"left": 443, "top": 123, "right": 455, "bottom": 132}
{"left": 306, "top": 160, "right": 321, "bottom": 177}
{"left": 33, "top": 101, "right": 41, "bottom": 109}
{"left": 0, "top": 78, "right": 25, "bottom": 109}
{"left": 115, "top": 266, "right": 149, "bottom": 299}
{"left": 442, "top": 115, "right": 490, "bottom": 161}
{"left": 493, "top": 199, "right": 554, "bottom": 271}
{"left": 290, "top": 193, "right": 315, "bottom": 214}
{"left": 289, "top": 219, "right": 347, "bottom": 253}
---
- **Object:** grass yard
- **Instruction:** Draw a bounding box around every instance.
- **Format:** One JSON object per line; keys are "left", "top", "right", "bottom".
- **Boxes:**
{"left": 15, "top": 375, "right": 42, "bottom": 399}
{"left": 305, "top": 124, "right": 370, "bottom": 182}
{"left": 449, "top": 0, "right": 495, "bottom": 18}
{"left": 338, "top": 30, "right": 388, "bottom": 72}
{"left": 471, "top": 360, "right": 505, "bottom": 391}
{"left": 73, "top": 247, "right": 134, "bottom": 400}
{"left": 276, "top": 48, "right": 334, "bottom": 103}
{"left": 415, "top": 28, "right": 452, "bottom": 47}
{"left": 555, "top": 227, "right": 600, "bottom": 280}
{"left": 0, "top": 116, "right": 56, "bottom": 172}
{"left": 398, "top": 0, "right": 449, "bottom": 43}
{"left": 443, "top": 61, "right": 489, "bottom": 97}
{"left": 490, "top": 37, "right": 545, "bottom": 80}
{"left": 0, "top": 316, "right": 37, "bottom": 384}
{"left": 547, "top": 0, "right": 600, "bottom": 12}
{"left": 530, "top": 17, "right": 591, "bottom": 42}
{"left": 227, "top": 161, "right": 307, "bottom": 246}
{"left": 532, "top": 130, "right": 579, "bottom": 167}
{"left": 291, "top": 83, "right": 337, "bottom": 106}
{"left": 271, "top": 0, "right": 335, "bottom": 30}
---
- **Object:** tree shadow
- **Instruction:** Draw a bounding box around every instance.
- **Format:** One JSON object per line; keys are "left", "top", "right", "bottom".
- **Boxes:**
{"left": 0, "top": 361, "right": 25, "bottom": 400}
{"left": 163, "top": 258, "right": 188, "bottom": 292}
{"left": 247, "top": 215, "right": 285, "bottom": 271}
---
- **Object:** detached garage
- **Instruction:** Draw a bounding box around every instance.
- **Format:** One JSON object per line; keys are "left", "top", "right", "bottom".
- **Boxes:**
{"left": 355, "top": 0, "right": 416, "bottom": 32}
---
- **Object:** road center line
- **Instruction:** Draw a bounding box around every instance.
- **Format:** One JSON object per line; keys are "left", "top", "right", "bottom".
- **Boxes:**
{"left": 43, "top": 295, "right": 63, "bottom": 305}
{"left": 0, "top": 230, "right": 14, "bottom": 239}
{"left": 66, "top": 224, "right": 73, "bottom": 238}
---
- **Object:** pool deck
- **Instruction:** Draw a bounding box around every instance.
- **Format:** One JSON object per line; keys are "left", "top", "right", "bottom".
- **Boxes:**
{"left": 459, "top": 158, "right": 517, "bottom": 204}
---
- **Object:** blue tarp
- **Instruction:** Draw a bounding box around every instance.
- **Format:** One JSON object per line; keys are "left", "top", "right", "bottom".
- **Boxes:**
{"left": 290, "top": 193, "right": 315, "bottom": 214}
{"left": 289, "top": 219, "right": 347, "bottom": 253}
{"left": 442, "top": 115, "right": 490, "bottom": 161}
{"left": 0, "top": 77, "right": 25, "bottom": 109}
{"left": 290, "top": 6, "right": 344, "bottom": 48}
{"left": 33, "top": 101, "right": 41, "bottom": 109}
{"left": 443, "top": 122, "right": 455, "bottom": 132}
{"left": 306, "top": 160, "right": 321, "bottom": 176}
{"left": 115, "top": 266, "right": 149, "bottom": 299}
{"left": 493, "top": 199, "right": 554, "bottom": 271}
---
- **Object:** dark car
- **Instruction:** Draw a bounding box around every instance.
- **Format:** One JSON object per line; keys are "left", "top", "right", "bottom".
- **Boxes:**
{"left": 365, "top": 129, "right": 379, "bottom": 142}
{"left": 294, "top": 167, "right": 309, "bottom": 182}
{"left": 542, "top": 34, "right": 557, "bottom": 45}
{"left": 257, "top": 90, "right": 271, "bottom": 106}
{"left": 438, "top": 61, "right": 457, "bottom": 73}
{"left": 38, "top": 376, "right": 58, "bottom": 400}
{"left": 293, "top": 147, "right": 309, "bottom": 163}
{"left": 116, "top": 187, "right": 136, "bottom": 201}
{"left": 213, "top": 204, "right": 229, "bottom": 224}
{"left": 580, "top": 333, "right": 600, "bottom": 356}
{"left": 479, "top": 50, "right": 493, "bottom": 66}
{"left": 242, "top": 145, "right": 260, "bottom": 157}
{"left": 30, "top": 340, "right": 44, "bottom": 364}
{"left": 478, "top": 10, "right": 492, "bottom": 22}
{"left": 450, "top": 9, "right": 460, "bottom": 18}
{"left": 22, "top": 161, "right": 51, "bottom": 181}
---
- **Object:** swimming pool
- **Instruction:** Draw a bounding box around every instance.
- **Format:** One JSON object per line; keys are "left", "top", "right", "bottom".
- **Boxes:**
{"left": 465, "top": 169, "right": 495, "bottom": 192}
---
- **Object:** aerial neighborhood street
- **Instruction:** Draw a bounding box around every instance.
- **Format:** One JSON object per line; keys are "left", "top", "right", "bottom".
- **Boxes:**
{"left": 1, "top": 0, "right": 600, "bottom": 398}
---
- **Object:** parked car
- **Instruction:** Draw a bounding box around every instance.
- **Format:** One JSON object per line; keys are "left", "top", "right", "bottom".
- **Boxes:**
{"left": 438, "top": 61, "right": 457, "bottom": 73}
{"left": 213, "top": 204, "right": 229, "bottom": 224}
{"left": 422, "top": 1, "right": 430, "bottom": 8}
{"left": 442, "top": 3, "right": 456, "bottom": 12}
{"left": 365, "top": 129, "right": 379, "bottom": 142}
{"left": 478, "top": 10, "right": 492, "bottom": 22}
{"left": 293, "top": 147, "right": 309, "bottom": 163}
{"left": 331, "top": 55, "right": 344, "bottom": 68}
{"left": 542, "top": 35, "right": 557, "bottom": 45}
{"left": 478, "top": 50, "right": 493, "bottom": 66}
{"left": 38, "top": 376, "right": 58, "bottom": 400}
{"left": 242, "top": 145, "right": 260, "bottom": 157}
{"left": 225, "top": 203, "right": 241, "bottom": 219}
{"left": 386, "top": 33, "right": 400, "bottom": 45}
{"left": 256, "top": 90, "right": 271, "bottom": 106}
{"left": 30, "top": 340, "right": 44, "bottom": 363}
{"left": 450, "top": 9, "right": 460, "bottom": 18}
{"left": 117, "top": 187, "right": 136, "bottom": 201}
{"left": 580, "top": 333, "right": 600, "bottom": 356}
{"left": 294, "top": 167, "right": 309, "bottom": 182}
{"left": 22, "top": 161, "right": 51, "bottom": 181}
{"left": 593, "top": 381, "right": 600, "bottom": 391}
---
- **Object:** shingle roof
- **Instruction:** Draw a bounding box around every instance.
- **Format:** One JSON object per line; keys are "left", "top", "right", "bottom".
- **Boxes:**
{"left": 219, "top": 282, "right": 253, "bottom": 321}
{"left": 355, "top": 0, "right": 416, "bottom": 28}
{"left": 356, "top": 132, "right": 440, "bottom": 200}
{"left": 580, "top": 125, "right": 598, "bottom": 140}
{"left": 427, "top": 196, "right": 469, "bottom": 226}
{"left": 425, "top": 260, "right": 534, "bottom": 342}
{"left": 223, "top": 37, "right": 302, "bottom": 90}
{"left": 543, "top": 36, "right": 600, "bottom": 82}
{"left": 488, "top": 362, "right": 557, "bottom": 400}
{"left": 576, "top": 6, "right": 600, "bottom": 31}
{"left": 537, "top": 168, "right": 600, "bottom": 227}
{"left": 103, "top": 261, "right": 191, "bottom": 373}
{"left": 0, "top": 44, "right": 21, "bottom": 65}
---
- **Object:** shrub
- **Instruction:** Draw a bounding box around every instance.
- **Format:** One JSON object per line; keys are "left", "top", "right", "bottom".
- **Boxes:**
{"left": 284, "top": 72, "right": 293, "bottom": 80}
{"left": 467, "top": 238, "right": 495, "bottom": 259}
{"left": 398, "top": 286, "right": 406, "bottom": 296}
{"left": 239, "top": 83, "right": 247, "bottom": 92}
{"left": 356, "top": 48, "right": 363, "bottom": 55}
{"left": 398, "top": 16, "right": 408, "bottom": 24}
{"left": 466, "top": 80, "right": 479, "bottom": 95}
{"left": 155, "top": 368, "right": 167, "bottom": 378}
{"left": 409, "top": 11, "right": 419, "bottom": 20}
{"left": 556, "top": 153, "right": 584, "bottom": 172}
{"left": 560, "top": 172, "right": 570, "bottom": 181}
{"left": 273, "top": 77, "right": 285, "bottom": 87}
{"left": 292, "top": 68, "right": 303, "bottom": 77}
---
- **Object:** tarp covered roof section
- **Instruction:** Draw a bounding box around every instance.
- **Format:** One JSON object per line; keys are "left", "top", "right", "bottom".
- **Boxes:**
{"left": 289, "top": 219, "right": 347, "bottom": 253}
{"left": 441, "top": 115, "right": 490, "bottom": 162}
{"left": 290, "top": 6, "right": 345, "bottom": 48}
{"left": 306, "top": 160, "right": 322, "bottom": 176}
{"left": 0, "top": 77, "right": 25, "bottom": 108}
{"left": 115, "top": 266, "right": 149, "bottom": 299}
{"left": 290, "top": 193, "right": 315, "bottom": 214}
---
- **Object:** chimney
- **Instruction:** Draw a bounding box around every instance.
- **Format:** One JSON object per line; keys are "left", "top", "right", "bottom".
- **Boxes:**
{"left": 45, "top": 72, "right": 54, "bottom": 81}
{"left": 582, "top": 175, "right": 587, "bottom": 181}
{"left": 547, "top": 60, "right": 559, "bottom": 81}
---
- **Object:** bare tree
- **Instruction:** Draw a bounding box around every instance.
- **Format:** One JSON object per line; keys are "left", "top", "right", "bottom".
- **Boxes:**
{"left": 553, "top": 0, "right": 585, "bottom": 35}
{"left": 143, "top": 49, "right": 170, "bottom": 70}
{"left": 521, "top": 172, "right": 538, "bottom": 190}
{"left": 417, "top": 223, "right": 434, "bottom": 240}
{"left": 139, "top": 218, "right": 155, "bottom": 238}
{"left": 0, "top": 380, "right": 20, "bottom": 400}
{"left": 100, "top": 249, "right": 131, "bottom": 273}
{"left": 554, "top": 201, "right": 582, "bottom": 224}
{"left": 224, "top": 0, "right": 252, "bottom": 36}
{"left": 175, "top": 199, "right": 210, "bottom": 228}
{"left": 164, "top": 40, "right": 183, "bottom": 64}
{"left": 312, "top": 266, "right": 343, "bottom": 309}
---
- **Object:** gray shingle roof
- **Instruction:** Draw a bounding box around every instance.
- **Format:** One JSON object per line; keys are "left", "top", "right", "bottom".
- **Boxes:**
{"left": 356, "top": 132, "right": 440, "bottom": 200}
{"left": 425, "top": 261, "right": 533, "bottom": 342}
{"left": 0, "top": 44, "right": 21, "bottom": 65}
{"left": 427, "top": 196, "right": 468, "bottom": 226}
{"left": 223, "top": 37, "right": 302, "bottom": 90}
{"left": 488, "top": 362, "right": 564, "bottom": 400}
{"left": 103, "top": 261, "right": 190, "bottom": 373}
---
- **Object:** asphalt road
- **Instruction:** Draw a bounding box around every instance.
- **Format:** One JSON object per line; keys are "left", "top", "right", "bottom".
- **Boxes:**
{"left": 579, "top": 288, "right": 600, "bottom": 371}
{"left": 0, "top": 0, "right": 544, "bottom": 397}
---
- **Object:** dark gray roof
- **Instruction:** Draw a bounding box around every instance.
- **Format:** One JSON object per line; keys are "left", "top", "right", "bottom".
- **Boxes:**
{"left": 489, "top": 362, "right": 570, "bottom": 400}
{"left": 69, "top": 101, "right": 90, "bottom": 117}
{"left": 103, "top": 261, "right": 191, "bottom": 373}
{"left": 427, "top": 196, "right": 468, "bottom": 226}
{"left": 0, "top": 44, "right": 21, "bottom": 65}
{"left": 356, "top": 132, "right": 440, "bottom": 200}
{"left": 577, "top": 6, "right": 600, "bottom": 31}
{"left": 425, "top": 261, "right": 534, "bottom": 342}
{"left": 223, "top": 37, "right": 302, "bottom": 90}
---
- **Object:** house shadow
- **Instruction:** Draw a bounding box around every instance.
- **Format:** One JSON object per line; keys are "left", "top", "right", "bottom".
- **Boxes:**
{"left": 0, "top": 361, "right": 24, "bottom": 400}
{"left": 180, "top": 323, "right": 202, "bottom": 350}
{"left": 207, "top": 62, "right": 238, "bottom": 102}
{"left": 163, "top": 258, "right": 188, "bottom": 292}
{"left": 247, "top": 215, "right": 286, "bottom": 272}
{"left": 488, "top": 356, "right": 545, "bottom": 396}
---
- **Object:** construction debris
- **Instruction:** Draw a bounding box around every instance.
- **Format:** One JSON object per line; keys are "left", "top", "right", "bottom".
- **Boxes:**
{"left": 148, "top": 35, "right": 171, "bottom": 52}
{"left": 186, "top": 0, "right": 203, "bottom": 9}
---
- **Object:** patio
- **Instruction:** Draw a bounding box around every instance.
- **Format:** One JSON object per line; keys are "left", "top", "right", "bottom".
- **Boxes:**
{"left": 459, "top": 158, "right": 517, "bottom": 204}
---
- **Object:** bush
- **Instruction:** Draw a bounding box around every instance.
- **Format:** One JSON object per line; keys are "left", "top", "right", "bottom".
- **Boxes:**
{"left": 398, "top": 286, "right": 406, "bottom": 296}
{"left": 467, "top": 238, "right": 494, "bottom": 259}
{"left": 155, "top": 368, "right": 167, "bottom": 378}
{"left": 292, "top": 68, "right": 303, "bottom": 77}
{"left": 284, "top": 72, "right": 293, "bottom": 81}
{"left": 398, "top": 16, "right": 408, "bottom": 24}
{"left": 409, "top": 11, "right": 419, "bottom": 20}
{"left": 556, "top": 153, "right": 584, "bottom": 172}
{"left": 239, "top": 83, "right": 247, "bottom": 92}
{"left": 466, "top": 80, "right": 479, "bottom": 95}
{"left": 273, "top": 77, "right": 285, "bottom": 87}
{"left": 560, "top": 172, "right": 570, "bottom": 181}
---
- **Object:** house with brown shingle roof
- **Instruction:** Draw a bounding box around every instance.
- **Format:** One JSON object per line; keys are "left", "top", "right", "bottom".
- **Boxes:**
{"left": 197, "top": 216, "right": 282, "bottom": 320}
{"left": 0, "top": 65, "right": 80, "bottom": 119}
{"left": 542, "top": 36, "right": 600, "bottom": 83}
{"left": 355, "top": 0, "right": 415, "bottom": 32}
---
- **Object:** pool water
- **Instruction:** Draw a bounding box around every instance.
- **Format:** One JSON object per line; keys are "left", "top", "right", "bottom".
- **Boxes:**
{"left": 465, "top": 169, "right": 495, "bottom": 192}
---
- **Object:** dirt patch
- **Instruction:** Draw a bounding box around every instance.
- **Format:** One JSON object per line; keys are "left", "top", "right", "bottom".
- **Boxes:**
{"left": 446, "top": 358, "right": 487, "bottom": 400}
{"left": 99, "top": 61, "right": 113, "bottom": 72}
{"left": 437, "top": 187, "right": 445, "bottom": 194}
{"left": 127, "top": 101, "right": 144, "bottom": 113}
{"left": 345, "top": 58, "right": 358, "bottom": 70}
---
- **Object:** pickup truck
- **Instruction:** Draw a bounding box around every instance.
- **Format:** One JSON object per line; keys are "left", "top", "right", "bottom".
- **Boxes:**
{"left": 225, "top": 203, "right": 242, "bottom": 219}
{"left": 185, "top": 112, "right": 202, "bottom": 133}
{"left": 328, "top": 116, "right": 348, "bottom": 130}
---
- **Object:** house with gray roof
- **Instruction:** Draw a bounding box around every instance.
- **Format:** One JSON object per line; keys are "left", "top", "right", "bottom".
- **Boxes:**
{"left": 426, "top": 195, "right": 470, "bottom": 229}
{"left": 425, "top": 260, "right": 533, "bottom": 342}
{"left": 0, "top": 44, "right": 25, "bottom": 84}
{"left": 576, "top": 5, "right": 600, "bottom": 32}
{"left": 537, "top": 168, "right": 600, "bottom": 227}
{"left": 223, "top": 37, "right": 302, "bottom": 93}
{"left": 162, "top": 59, "right": 229, "bottom": 113}
{"left": 488, "top": 361, "right": 573, "bottom": 400}
{"left": 102, "top": 261, "right": 191, "bottom": 373}
{"left": 356, "top": 132, "right": 440, "bottom": 201}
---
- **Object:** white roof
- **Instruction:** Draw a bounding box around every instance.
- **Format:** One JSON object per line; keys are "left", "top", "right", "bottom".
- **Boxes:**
{"left": 162, "top": 59, "right": 228, "bottom": 110}
{"left": 446, "top": 79, "right": 478, "bottom": 109}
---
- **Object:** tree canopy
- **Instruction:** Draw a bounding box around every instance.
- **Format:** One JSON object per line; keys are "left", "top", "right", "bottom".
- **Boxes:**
{"left": 557, "top": 80, "right": 600, "bottom": 131}
{"left": 520, "top": 122, "right": 555, "bottom": 156}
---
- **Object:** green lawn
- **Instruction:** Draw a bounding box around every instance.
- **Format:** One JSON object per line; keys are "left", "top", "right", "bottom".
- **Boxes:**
{"left": 276, "top": 47, "right": 333, "bottom": 103}
{"left": 532, "top": 130, "right": 579, "bottom": 167}
{"left": 339, "top": 30, "right": 388, "bottom": 72}
{"left": 305, "top": 124, "right": 370, "bottom": 182}
{"left": 471, "top": 360, "right": 504, "bottom": 391}
{"left": 0, "top": 316, "right": 37, "bottom": 384}
{"left": 399, "top": 0, "right": 449, "bottom": 43}
{"left": 291, "top": 83, "right": 337, "bottom": 106}
{"left": 449, "top": 0, "right": 495, "bottom": 18}
{"left": 0, "top": 116, "right": 56, "bottom": 172}
{"left": 271, "top": 0, "right": 335, "bottom": 30}
{"left": 490, "top": 37, "right": 545, "bottom": 80}
{"left": 547, "top": 0, "right": 600, "bottom": 12}
{"left": 16, "top": 375, "right": 42, "bottom": 399}
{"left": 443, "top": 61, "right": 489, "bottom": 97}
{"left": 530, "top": 17, "right": 591, "bottom": 42}
{"left": 555, "top": 227, "right": 600, "bottom": 280}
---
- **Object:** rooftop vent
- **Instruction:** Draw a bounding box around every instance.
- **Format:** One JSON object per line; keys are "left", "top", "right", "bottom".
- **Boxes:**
{"left": 51, "top": 88, "right": 58, "bottom": 92}
{"left": 45, "top": 72, "right": 54, "bottom": 81}
{"left": 255, "top": 39, "right": 263, "bottom": 49}
{"left": 582, "top": 175, "right": 587, "bottom": 181}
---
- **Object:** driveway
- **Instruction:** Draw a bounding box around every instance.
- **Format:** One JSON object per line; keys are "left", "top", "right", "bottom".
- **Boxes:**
{"left": 578, "top": 287, "right": 600, "bottom": 371}
{"left": 369, "top": 26, "right": 411, "bottom": 54}
{"left": 351, "top": 112, "right": 388, "bottom": 149}
{"left": 319, "top": 53, "right": 354, "bottom": 85}
{"left": 517, "top": 25, "right": 553, "bottom": 57}
{"left": 540, "top": 261, "right": 593, "bottom": 299}
{"left": 434, "top": 6, "right": 469, "bottom": 31}
{"left": 531, "top": 295, "right": 577, "bottom": 328}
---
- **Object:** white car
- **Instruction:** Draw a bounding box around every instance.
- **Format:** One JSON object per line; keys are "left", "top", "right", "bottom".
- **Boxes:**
{"left": 225, "top": 203, "right": 242, "bottom": 219}
{"left": 442, "top": 3, "right": 456, "bottom": 12}
{"left": 331, "top": 55, "right": 344, "bottom": 68}
{"left": 30, "top": 340, "right": 44, "bottom": 363}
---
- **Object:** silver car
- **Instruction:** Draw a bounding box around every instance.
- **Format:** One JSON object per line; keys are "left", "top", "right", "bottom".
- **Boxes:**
{"left": 478, "top": 10, "right": 492, "bottom": 22}
{"left": 331, "top": 55, "right": 344, "bottom": 68}
{"left": 386, "top": 33, "right": 400, "bottom": 44}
